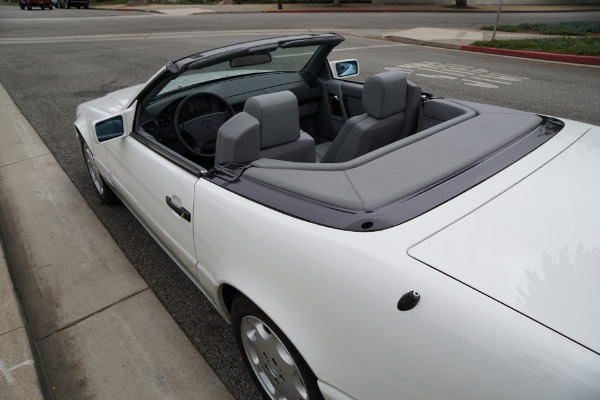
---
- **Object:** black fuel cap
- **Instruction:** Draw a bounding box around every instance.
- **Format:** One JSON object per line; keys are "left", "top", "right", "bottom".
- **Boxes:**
{"left": 397, "top": 291, "right": 420, "bottom": 311}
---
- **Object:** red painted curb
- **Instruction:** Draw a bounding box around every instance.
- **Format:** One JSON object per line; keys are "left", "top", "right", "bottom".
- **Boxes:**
{"left": 460, "top": 45, "right": 600, "bottom": 66}
{"left": 265, "top": 9, "right": 402, "bottom": 13}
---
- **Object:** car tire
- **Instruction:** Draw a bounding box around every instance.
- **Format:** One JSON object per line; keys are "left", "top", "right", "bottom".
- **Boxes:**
{"left": 49, "top": 5, "right": 53, "bottom": 9}
{"left": 76, "top": 5, "right": 80, "bottom": 8}
{"left": 66, "top": 1, "right": 70, "bottom": 8}
{"left": 231, "top": 294, "right": 324, "bottom": 400}
{"left": 27, "top": 5, "right": 32, "bottom": 9}
{"left": 84, "top": 4, "right": 88, "bottom": 8}
{"left": 19, "top": 2, "right": 25, "bottom": 9}
{"left": 81, "top": 141, "right": 118, "bottom": 204}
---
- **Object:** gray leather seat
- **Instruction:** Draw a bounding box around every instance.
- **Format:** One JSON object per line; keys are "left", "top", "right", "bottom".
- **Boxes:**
{"left": 319, "top": 70, "right": 420, "bottom": 163}
{"left": 215, "top": 91, "right": 316, "bottom": 165}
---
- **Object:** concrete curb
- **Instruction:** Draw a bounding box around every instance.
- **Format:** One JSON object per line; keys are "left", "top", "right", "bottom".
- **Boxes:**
{"left": 385, "top": 35, "right": 462, "bottom": 50}
{"left": 92, "top": 7, "right": 261, "bottom": 14}
{"left": 0, "top": 229, "right": 46, "bottom": 399}
{"left": 265, "top": 8, "right": 402, "bottom": 13}
{"left": 460, "top": 44, "right": 600, "bottom": 66}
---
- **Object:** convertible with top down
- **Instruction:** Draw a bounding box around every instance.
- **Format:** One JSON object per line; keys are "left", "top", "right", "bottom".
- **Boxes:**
{"left": 76, "top": 33, "right": 600, "bottom": 400}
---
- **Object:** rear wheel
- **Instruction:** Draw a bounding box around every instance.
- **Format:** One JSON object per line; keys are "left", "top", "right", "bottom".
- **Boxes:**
{"left": 231, "top": 294, "right": 324, "bottom": 400}
{"left": 81, "top": 141, "right": 118, "bottom": 204}
{"left": 19, "top": 2, "right": 25, "bottom": 9}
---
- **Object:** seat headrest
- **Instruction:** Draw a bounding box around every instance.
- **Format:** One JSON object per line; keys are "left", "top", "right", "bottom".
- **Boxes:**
{"left": 244, "top": 91, "right": 300, "bottom": 149}
{"left": 362, "top": 70, "right": 408, "bottom": 119}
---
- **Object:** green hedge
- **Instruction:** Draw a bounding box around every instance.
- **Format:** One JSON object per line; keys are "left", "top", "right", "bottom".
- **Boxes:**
{"left": 480, "top": 22, "right": 600, "bottom": 36}
{"left": 471, "top": 37, "right": 600, "bottom": 57}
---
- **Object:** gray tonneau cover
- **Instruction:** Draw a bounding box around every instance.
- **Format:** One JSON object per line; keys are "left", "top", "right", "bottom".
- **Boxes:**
{"left": 245, "top": 101, "right": 542, "bottom": 211}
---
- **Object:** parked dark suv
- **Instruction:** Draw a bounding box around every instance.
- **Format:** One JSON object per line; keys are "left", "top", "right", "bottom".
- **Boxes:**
{"left": 19, "top": 0, "right": 53, "bottom": 10}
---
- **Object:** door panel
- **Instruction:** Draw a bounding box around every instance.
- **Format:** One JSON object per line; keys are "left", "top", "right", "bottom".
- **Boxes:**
{"left": 106, "top": 134, "right": 199, "bottom": 277}
{"left": 317, "top": 80, "right": 364, "bottom": 140}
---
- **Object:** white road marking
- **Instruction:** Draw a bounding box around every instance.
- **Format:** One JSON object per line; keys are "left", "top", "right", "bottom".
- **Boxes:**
{"left": 467, "top": 76, "right": 512, "bottom": 85}
{"left": 416, "top": 74, "right": 458, "bottom": 80}
{"left": 386, "top": 61, "right": 529, "bottom": 90}
{"left": 462, "top": 80, "right": 499, "bottom": 89}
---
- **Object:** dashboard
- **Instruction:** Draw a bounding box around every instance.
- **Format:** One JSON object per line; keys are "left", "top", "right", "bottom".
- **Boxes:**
{"left": 139, "top": 72, "right": 322, "bottom": 145}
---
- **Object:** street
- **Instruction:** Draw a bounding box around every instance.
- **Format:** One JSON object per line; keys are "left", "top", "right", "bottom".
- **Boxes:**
{"left": 1, "top": 6, "right": 599, "bottom": 399}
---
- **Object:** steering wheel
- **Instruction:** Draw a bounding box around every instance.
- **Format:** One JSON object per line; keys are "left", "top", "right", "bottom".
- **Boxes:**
{"left": 173, "top": 92, "right": 234, "bottom": 158}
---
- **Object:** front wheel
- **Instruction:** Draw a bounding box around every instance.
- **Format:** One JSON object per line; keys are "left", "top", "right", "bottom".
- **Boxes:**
{"left": 81, "top": 141, "right": 118, "bottom": 204}
{"left": 231, "top": 294, "right": 324, "bottom": 400}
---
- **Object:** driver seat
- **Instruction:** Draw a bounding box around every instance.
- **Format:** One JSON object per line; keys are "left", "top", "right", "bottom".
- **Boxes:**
{"left": 215, "top": 91, "right": 316, "bottom": 165}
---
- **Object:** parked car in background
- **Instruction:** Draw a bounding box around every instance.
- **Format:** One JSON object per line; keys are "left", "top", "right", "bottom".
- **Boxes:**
{"left": 51, "top": 0, "right": 89, "bottom": 8}
{"left": 19, "top": 0, "right": 52, "bottom": 10}
{"left": 75, "top": 33, "right": 600, "bottom": 400}
{"left": 66, "top": 0, "right": 89, "bottom": 8}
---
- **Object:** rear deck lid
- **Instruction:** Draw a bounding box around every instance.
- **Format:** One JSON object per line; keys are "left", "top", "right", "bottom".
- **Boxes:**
{"left": 409, "top": 127, "right": 600, "bottom": 354}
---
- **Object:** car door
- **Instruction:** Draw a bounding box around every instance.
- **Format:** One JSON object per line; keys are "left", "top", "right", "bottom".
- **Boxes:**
{"left": 317, "top": 78, "right": 364, "bottom": 141}
{"left": 92, "top": 107, "right": 200, "bottom": 279}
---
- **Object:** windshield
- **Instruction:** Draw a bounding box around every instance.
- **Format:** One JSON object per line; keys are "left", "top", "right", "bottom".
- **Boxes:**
{"left": 159, "top": 45, "right": 319, "bottom": 96}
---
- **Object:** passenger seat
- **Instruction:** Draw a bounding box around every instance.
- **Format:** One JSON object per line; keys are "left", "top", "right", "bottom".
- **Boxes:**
{"left": 318, "top": 70, "right": 421, "bottom": 163}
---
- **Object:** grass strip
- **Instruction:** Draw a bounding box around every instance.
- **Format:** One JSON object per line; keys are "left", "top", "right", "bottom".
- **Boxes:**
{"left": 480, "top": 21, "right": 600, "bottom": 36}
{"left": 470, "top": 37, "right": 600, "bottom": 57}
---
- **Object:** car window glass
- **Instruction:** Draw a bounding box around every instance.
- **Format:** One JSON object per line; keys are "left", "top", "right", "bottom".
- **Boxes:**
{"left": 159, "top": 46, "right": 319, "bottom": 96}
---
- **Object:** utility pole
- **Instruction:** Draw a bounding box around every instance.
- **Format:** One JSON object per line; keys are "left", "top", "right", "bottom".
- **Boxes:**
{"left": 492, "top": 0, "right": 504, "bottom": 41}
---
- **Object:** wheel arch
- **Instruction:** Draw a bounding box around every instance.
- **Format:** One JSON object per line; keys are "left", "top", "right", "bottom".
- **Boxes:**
{"left": 220, "top": 283, "right": 239, "bottom": 315}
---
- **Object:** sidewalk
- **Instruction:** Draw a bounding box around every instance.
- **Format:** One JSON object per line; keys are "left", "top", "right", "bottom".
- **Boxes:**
{"left": 0, "top": 85, "right": 233, "bottom": 399}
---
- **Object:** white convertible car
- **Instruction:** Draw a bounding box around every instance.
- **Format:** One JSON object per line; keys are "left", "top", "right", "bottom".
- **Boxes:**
{"left": 75, "top": 33, "right": 600, "bottom": 400}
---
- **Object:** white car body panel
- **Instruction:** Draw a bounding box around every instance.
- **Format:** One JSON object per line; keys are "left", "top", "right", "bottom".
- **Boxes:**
{"left": 88, "top": 84, "right": 145, "bottom": 114}
{"left": 409, "top": 124, "right": 600, "bottom": 354}
{"left": 192, "top": 120, "right": 600, "bottom": 399}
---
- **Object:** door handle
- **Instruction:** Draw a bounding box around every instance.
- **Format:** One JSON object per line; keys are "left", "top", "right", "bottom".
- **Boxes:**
{"left": 165, "top": 196, "right": 191, "bottom": 222}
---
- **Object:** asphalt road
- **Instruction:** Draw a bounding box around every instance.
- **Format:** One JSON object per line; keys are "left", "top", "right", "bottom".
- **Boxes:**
{"left": 0, "top": 6, "right": 599, "bottom": 399}
{"left": 1, "top": 6, "right": 599, "bottom": 33}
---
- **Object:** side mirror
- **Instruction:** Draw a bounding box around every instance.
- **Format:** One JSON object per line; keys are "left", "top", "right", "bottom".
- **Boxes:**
{"left": 95, "top": 116, "right": 124, "bottom": 142}
{"left": 329, "top": 59, "right": 359, "bottom": 79}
